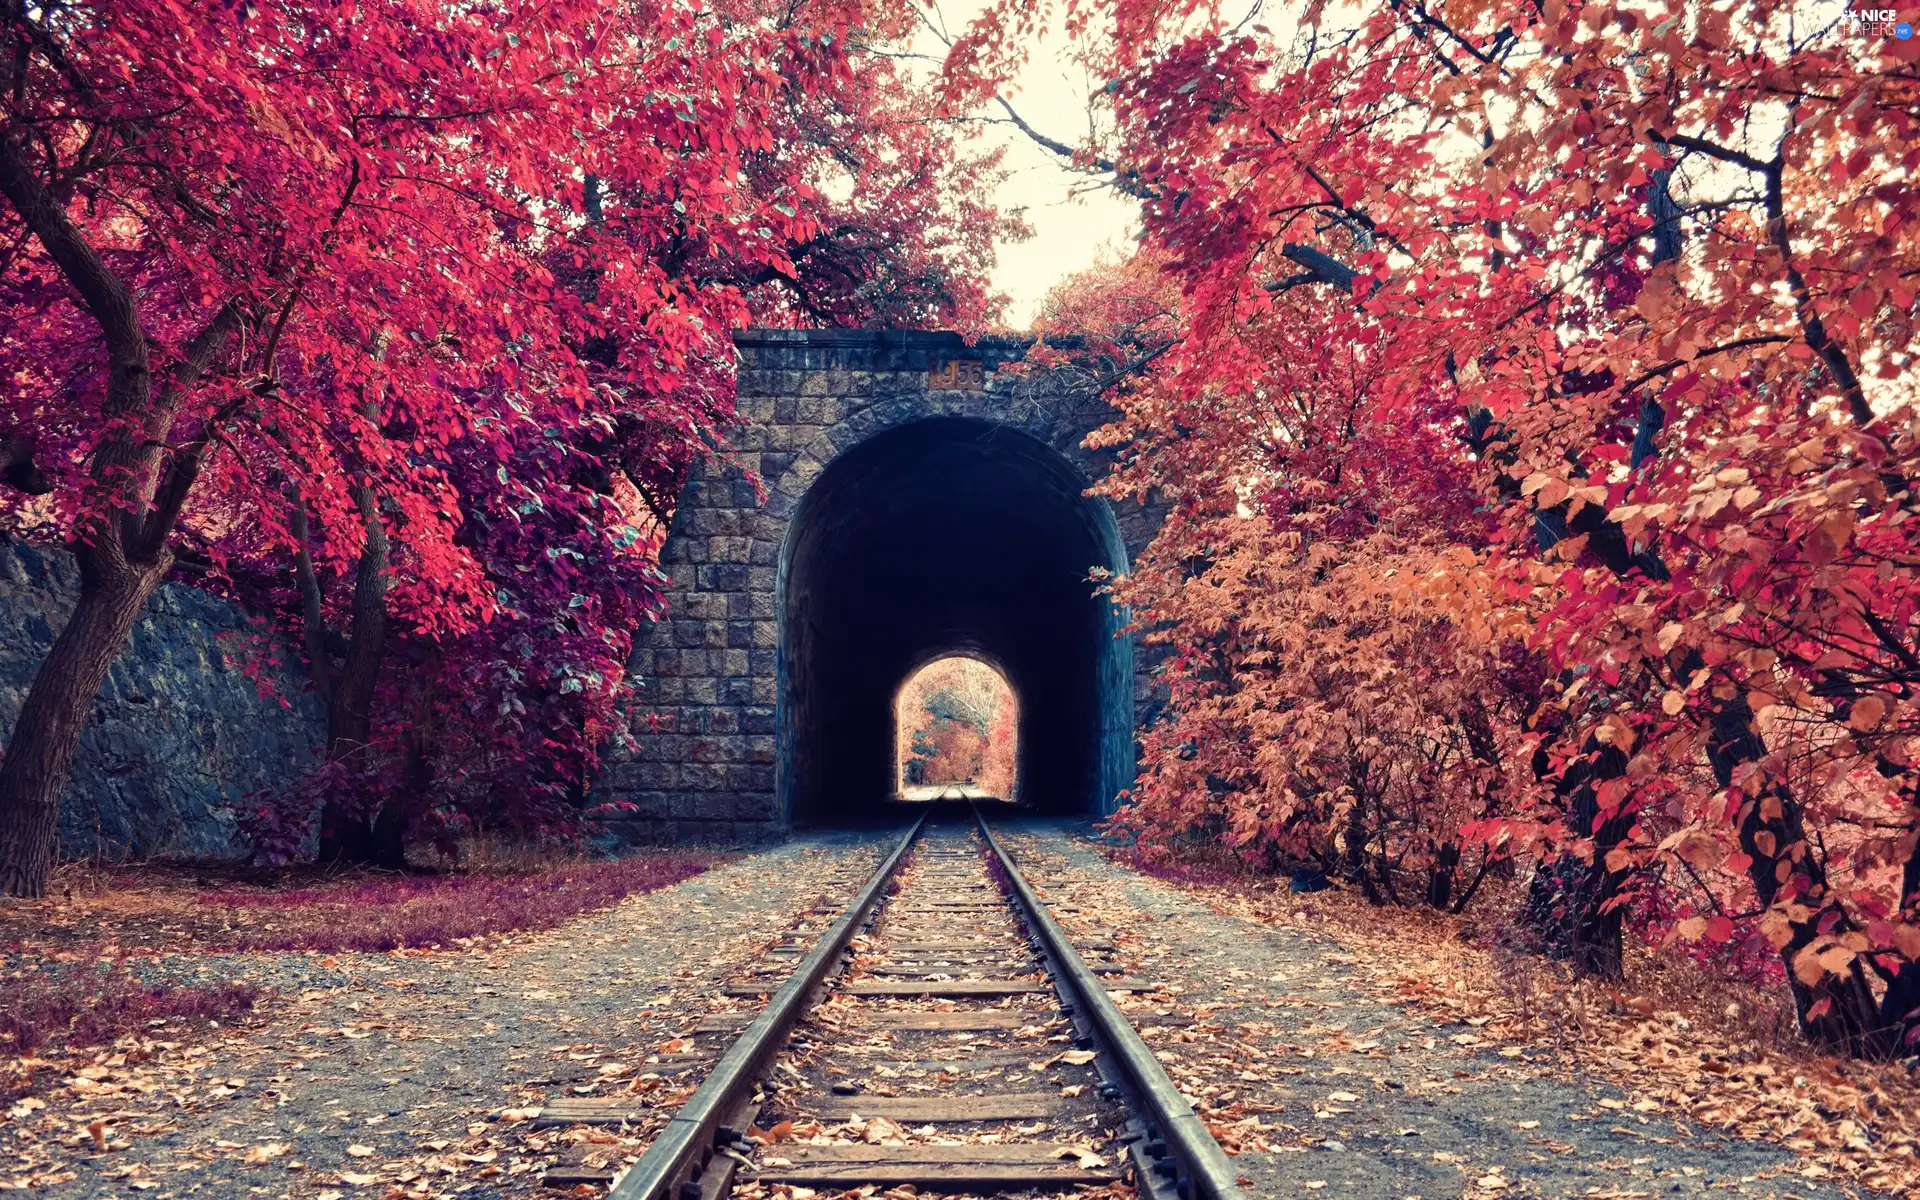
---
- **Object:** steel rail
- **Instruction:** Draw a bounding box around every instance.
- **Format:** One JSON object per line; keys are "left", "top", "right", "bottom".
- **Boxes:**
{"left": 608, "top": 812, "right": 928, "bottom": 1200}
{"left": 973, "top": 808, "right": 1243, "bottom": 1200}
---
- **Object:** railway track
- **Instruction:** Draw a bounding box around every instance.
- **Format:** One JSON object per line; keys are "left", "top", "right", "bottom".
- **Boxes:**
{"left": 536, "top": 803, "right": 1239, "bottom": 1200}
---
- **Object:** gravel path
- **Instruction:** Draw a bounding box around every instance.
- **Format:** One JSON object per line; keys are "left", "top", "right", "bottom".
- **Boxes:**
{"left": 7, "top": 823, "right": 1865, "bottom": 1199}
{"left": 999, "top": 820, "right": 1848, "bottom": 1200}
{"left": 3, "top": 833, "right": 889, "bottom": 1199}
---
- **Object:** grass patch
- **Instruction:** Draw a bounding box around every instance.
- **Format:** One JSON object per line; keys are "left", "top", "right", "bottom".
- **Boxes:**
{"left": 0, "top": 970, "right": 259, "bottom": 1055}
{"left": 207, "top": 851, "right": 721, "bottom": 952}
{"left": 3, "top": 849, "right": 724, "bottom": 957}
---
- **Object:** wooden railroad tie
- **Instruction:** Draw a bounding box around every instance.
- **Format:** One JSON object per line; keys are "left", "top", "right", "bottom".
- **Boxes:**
{"left": 865, "top": 960, "right": 1132, "bottom": 977}
{"left": 692, "top": 1014, "right": 753, "bottom": 1034}
{"left": 539, "top": 1161, "right": 618, "bottom": 1186}
{"left": 863, "top": 961, "right": 1037, "bottom": 975}
{"left": 809, "top": 1091, "right": 1058, "bottom": 1122}
{"left": 842, "top": 977, "right": 1157, "bottom": 996}
{"left": 892, "top": 1050, "right": 1066, "bottom": 1070}
{"left": 840, "top": 979, "right": 1050, "bottom": 997}
{"left": 531, "top": 1097, "right": 652, "bottom": 1128}
{"left": 860, "top": 1010, "right": 1039, "bottom": 1031}
{"left": 750, "top": 1142, "right": 1117, "bottom": 1188}
{"left": 724, "top": 977, "right": 1092, "bottom": 998}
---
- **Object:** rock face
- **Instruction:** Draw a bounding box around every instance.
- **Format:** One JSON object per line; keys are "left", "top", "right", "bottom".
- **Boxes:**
{"left": 0, "top": 539, "right": 325, "bottom": 861}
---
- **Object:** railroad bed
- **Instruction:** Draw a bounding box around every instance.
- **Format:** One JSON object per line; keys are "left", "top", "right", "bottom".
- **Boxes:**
{"left": 532, "top": 807, "right": 1239, "bottom": 1200}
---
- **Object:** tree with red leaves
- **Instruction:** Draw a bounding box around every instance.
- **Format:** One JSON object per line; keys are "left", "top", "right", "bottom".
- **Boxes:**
{"left": 222, "top": 0, "right": 1015, "bottom": 868}
{"left": 0, "top": 0, "right": 1007, "bottom": 893}
{"left": 971, "top": 1, "right": 1920, "bottom": 1057}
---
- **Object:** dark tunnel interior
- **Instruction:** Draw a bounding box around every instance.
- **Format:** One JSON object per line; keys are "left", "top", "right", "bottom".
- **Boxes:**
{"left": 778, "top": 418, "right": 1132, "bottom": 825}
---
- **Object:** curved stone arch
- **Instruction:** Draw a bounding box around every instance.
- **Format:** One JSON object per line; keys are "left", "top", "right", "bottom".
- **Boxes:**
{"left": 598, "top": 329, "right": 1161, "bottom": 843}
{"left": 771, "top": 408, "right": 1133, "bottom": 826}
{"left": 749, "top": 387, "right": 1101, "bottom": 566}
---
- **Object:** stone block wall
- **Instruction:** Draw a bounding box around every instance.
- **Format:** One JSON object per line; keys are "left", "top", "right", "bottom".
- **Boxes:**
{"left": 596, "top": 329, "right": 1166, "bottom": 843}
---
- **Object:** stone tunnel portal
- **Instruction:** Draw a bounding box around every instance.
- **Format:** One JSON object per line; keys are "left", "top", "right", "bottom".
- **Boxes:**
{"left": 779, "top": 418, "right": 1132, "bottom": 826}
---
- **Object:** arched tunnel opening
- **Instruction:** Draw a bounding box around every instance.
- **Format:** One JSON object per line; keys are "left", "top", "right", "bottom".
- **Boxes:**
{"left": 777, "top": 417, "right": 1132, "bottom": 826}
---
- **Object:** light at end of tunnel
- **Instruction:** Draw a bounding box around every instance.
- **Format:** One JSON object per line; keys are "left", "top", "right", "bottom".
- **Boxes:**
{"left": 894, "top": 655, "right": 1018, "bottom": 804}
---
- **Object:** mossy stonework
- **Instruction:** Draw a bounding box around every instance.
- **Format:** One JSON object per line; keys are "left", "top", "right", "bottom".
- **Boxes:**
{"left": 598, "top": 329, "right": 1165, "bottom": 842}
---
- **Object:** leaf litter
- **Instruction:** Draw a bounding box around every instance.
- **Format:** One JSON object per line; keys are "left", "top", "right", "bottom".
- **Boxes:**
{"left": 0, "top": 837, "right": 886, "bottom": 1196}
{"left": 1001, "top": 824, "right": 1877, "bottom": 1197}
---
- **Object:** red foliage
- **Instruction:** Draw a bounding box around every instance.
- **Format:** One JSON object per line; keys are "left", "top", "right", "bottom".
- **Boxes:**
{"left": 0, "top": 0, "right": 1013, "bottom": 882}
{"left": 896, "top": 657, "right": 1018, "bottom": 796}
{"left": 1633, "top": 876, "right": 1787, "bottom": 991}
{"left": 200, "top": 852, "right": 720, "bottom": 952}
{"left": 968, "top": 1, "right": 1920, "bottom": 1056}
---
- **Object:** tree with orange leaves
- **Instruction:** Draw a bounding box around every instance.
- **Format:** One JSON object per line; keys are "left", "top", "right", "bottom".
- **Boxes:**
{"left": 965, "top": 1, "right": 1920, "bottom": 1057}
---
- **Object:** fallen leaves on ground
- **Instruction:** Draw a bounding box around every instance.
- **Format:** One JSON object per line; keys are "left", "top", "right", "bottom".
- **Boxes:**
{"left": 1092, "top": 838, "right": 1920, "bottom": 1195}
{"left": 0, "top": 843, "right": 872, "bottom": 1196}
{"left": 0, "top": 851, "right": 726, "bottom": 958}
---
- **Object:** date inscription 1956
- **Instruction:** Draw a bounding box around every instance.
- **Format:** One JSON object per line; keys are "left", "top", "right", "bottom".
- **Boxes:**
{"left": 929, "top": 359, "right": 986, "bottom": 391}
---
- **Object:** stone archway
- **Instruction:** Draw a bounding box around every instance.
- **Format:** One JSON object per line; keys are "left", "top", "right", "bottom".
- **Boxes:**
{"left": 599, "top": 330, "right": 1161, "bottom": 841}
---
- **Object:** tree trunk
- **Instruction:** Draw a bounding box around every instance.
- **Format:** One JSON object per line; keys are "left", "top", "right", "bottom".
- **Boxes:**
{"left": 315, "top": 484, "right": 400, "bottom": 868}
{"left": 0, "top": 545, "right": 170, "bottom": 896}
{"left": 0, "top": 432, "right": 51, "bottom": 494}
{"left": 1705, "top": 699, "right": 1895, "bottom": 1058}
{"left": 1568, "top": 743, "right": 1633, "bottom": 980}
{"left": 1878, "top": 818, "right": 1920, "bottom": 1049}
{"left": 1341, "top": 771, "right": 1382, "bottom": 904}
{"left": 0, "top": 132, "right": 242, "bottom": 897}
{"left": 1427, "top": 840, "right": 1459, "bottom": 910}
{"left": 1526, "top": 740, "right": 1632, "bottom": 979}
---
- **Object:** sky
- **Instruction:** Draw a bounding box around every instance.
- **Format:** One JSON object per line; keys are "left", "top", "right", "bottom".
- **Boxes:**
{"left": 909, "top": 2, "right": 1141, "bottom": 328}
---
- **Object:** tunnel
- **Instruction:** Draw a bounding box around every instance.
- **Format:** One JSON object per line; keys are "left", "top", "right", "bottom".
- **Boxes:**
{"left": 777, "top": 417, "right": 1133, "bottom": 825}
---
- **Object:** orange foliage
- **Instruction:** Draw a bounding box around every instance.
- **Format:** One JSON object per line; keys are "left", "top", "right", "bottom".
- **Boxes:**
{"left": 960, "top": 1, "right": 1920, "bottom": 1057}
{"left": 896, "top": 657, "right": 1018, "bottom": 798}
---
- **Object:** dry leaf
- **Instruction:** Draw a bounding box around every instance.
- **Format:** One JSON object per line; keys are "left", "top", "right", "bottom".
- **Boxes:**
{"left": 1056, "top": 1147, "right": 1108, "bottom": 1169}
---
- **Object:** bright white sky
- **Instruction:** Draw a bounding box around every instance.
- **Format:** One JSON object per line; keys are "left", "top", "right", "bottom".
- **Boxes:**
{"left": 909, "top": 2, "right": 1141, "bottom": 328}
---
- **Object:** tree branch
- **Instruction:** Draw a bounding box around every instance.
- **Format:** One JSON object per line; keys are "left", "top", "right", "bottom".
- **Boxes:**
{"left": 1658, "top": 131, "right": 1774, "bottom": 176}
{"left": 134, "top": 307, "right": 245, "bottom": 554}
{"left": 1267, "top": 242, "right": 1360, "bottom": 292}
{"left": 990, "top": 96, "right": 1153, "bottom": 200}
{"left": 1619, "top": 335, "right": 1794, "bottom": 393}
{"left": 0, "top": 126, "right": 146, "bottom": 410}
